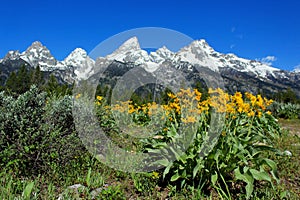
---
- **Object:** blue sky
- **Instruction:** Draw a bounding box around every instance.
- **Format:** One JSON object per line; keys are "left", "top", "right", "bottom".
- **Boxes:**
{"left": 0, "top": 0, "right": 299, "bottom": 71}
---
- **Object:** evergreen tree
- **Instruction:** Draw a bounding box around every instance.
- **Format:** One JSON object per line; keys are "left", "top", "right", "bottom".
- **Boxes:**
{"left": 44, "top": 74, "right": 72, "bottom": 96}
{"left": 44, "top": 74, "right": 59, "bottom": 96}
{"left": 16, "top": 65, "right": 31, "bottom": 94}
{"left": 272, "top": 88, "right": 299, "bottom": 104}
{"left": 284, "top": 88, "right": 297, "bottom": 103}
{"left": 96, "top": 84, "right": 112, "bottom": 102}
{"left": 5, "top": 71, "right": 18, "bottom": 94}
{"left": 30, "top": 65, "right": 44, "bottom": 88}
{"left": 194, "top": 81, "right": 209, "bottom": 100}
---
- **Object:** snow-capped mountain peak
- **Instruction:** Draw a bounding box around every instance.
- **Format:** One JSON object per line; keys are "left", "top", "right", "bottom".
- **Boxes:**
{"left": 1, "top": 38, "right": 298, "bottom": 95}
{"left": 293, "top": 67, "right": 300, "bottom": 73}
{"left": 64, "top": 48, "right": 89, "bottom": 65}
{"left": 20, "top": 41, "right": 57, "bottom": 69}
{"left": 178, "top": 39, "right": 219, "bottom": 71}
{"left": 118, "top": 36, "right": 140, "bottom": 52}
{"left": 106, "top": 37, "right": 151, "bottom": 65}
{"left": 106, "top": 37, "right": 140, "bottom": 59}
{"left": 150, "top": 46, "right": 179, "bottom": 63}
{"left": 63, "top": 48, "right": 95, "bottom": 80}
{"left": 3, "top": 50, "right": 20, "bottom": 61}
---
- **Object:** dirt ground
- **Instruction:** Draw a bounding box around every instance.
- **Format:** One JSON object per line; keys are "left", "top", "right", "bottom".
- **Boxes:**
{"left": 279, "top": 119, "right": 300, "bottom": 136}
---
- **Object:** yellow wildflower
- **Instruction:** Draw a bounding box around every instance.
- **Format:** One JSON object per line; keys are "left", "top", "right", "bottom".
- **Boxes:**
{"left": 75, "top": 93, "right": 81, "bottom": 99}
{"left": 182, "top": 116, "right": 197, "bottom": 123}
{"left": 96, "top": 96, "right": 103, "bottom": 101}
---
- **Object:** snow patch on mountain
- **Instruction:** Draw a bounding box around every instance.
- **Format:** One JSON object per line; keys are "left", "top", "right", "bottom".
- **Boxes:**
{"left": 64, "top": 48, "right": 95, "bottom": 79}
{"left": 98, "top": 37, "right": 283, "bottom": 78}
{"left": 0, "top": 41, "right": 95, "bottom": 80}
{"left": 0, "top": 38, "right": 289, "bottom": 82}
{"left": 293, "top": 65, "right": 300, "bottom": 73}
{"left": 178, "top": 39, "right": 219, "bottom": 71}
{"left": 19, "top": 41, "right": 60, "bottom": 71}
{"left": 150, "top": 46, "right": 179, "bottom": 63}
{"left": 3, "top": 50, "right": 21, "bottom": 61}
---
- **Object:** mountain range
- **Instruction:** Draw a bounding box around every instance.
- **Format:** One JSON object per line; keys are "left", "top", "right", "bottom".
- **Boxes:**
{"left": 0, "top": 38, "right": 299, "bottom": 97}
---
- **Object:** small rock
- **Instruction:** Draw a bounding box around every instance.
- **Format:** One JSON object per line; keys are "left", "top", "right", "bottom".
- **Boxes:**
{"left": 284, "top": 150, "right": 292, "bottom": 156}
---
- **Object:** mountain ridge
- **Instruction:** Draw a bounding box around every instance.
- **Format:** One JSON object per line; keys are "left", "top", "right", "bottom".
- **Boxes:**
{"left": 0, "top": 38, "right": 299, "bottom": 98}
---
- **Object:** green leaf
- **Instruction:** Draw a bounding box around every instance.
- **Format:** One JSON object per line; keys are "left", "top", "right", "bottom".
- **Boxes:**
{"left": 234, "top": 167, "right": 254, "bottom": 199}
{"left": 163, "top": 162, "right": 173, "bottom": 179}
{"left": 234, "top": 167, "right": 244, "bottom": 181}
{"left": 193, "top": 159, "right": 204, "bottom": 178}
{"left": 171, "top": 172, "right": 180, "bottom": 182}
{"left": 24, "top": 146, "right": 29, "bottom": 153}
{"left": 211, "top": 172, "right": 218, "bottom": 186}
{"left": 170, "top": 146, "right": 181, "bottom": 161}
{"left": 22, "top": 181, "right": 34, "bottom": 199}
{"left": 262, "top": 158, "right": 280, "bottom": 183}
{"left": 249, "top": 169, "right": 271, "bottom": 182}
{"left": 180, "top": 179, "right": 186, "bottom": 188}
{"left": 86, "top": 167, "right": 92, "bottom": 187}
{"left": 155, "top": 159, "right": 169, "bottom": 167}
{"left": 280, "top": 191, "right": 288, "bottom": 199}
{"left": 244, "top": 172, "right": 254, "bottom": 199}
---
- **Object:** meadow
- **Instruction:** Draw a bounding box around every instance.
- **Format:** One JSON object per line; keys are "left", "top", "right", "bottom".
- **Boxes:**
{"left": 0, "top": 85, "right": 299, "bottom": 199}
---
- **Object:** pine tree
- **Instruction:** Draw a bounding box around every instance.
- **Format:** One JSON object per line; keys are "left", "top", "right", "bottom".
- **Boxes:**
{"left": 5, "top": 71, "right": 18, "bottom": 94}
{"left": 44, "top": 74, "right": 72, "bottom": 96}
{"left": 44, "top": 74, "right": 59, "bottom": 96}
{"left": 16, "top": 65, "right": 31, "bottom": 94}
{"left": 30, "top": 65, "right": 44, "bottom": 88}
{"left": 284, "top": 88, "right": 297, "bottom": 103}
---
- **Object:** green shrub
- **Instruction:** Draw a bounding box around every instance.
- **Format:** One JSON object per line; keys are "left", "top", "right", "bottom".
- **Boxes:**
{"left": 269, "top": 102, "right": 300, "bottom": 119}
{"left": 0, "top": 85, "right": 86, "bottom": 176}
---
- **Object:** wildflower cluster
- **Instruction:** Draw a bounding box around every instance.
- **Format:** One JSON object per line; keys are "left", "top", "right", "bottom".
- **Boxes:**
{"left": 93, "top": 88, "right": 281, "bottom": 198}
{"left": 95, "top": 88, "right": 274, "bottom": 126}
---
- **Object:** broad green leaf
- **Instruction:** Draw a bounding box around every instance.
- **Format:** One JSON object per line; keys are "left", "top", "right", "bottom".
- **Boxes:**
{"left": 211, "top": 172, "right": 218, "bottom": 186}
{"left": 163, "top": 162, "right": 173, "bottom": 179}
{"left": 180, "top": 179, "right": 186, "bottom": 188}
{"left": 234, "top": 167, "right": 244, "bottom": 181}
{"left": 86, "top": 167, "right": 92, "bottom": 187}
{"left": 234, "top": 167, "right": 254, "bottom": 199}
{"left": 193, "top": 159, "right": 204, "bottom": 178}
{"left": 244, "top": 172, "right": 254, "bottom": 199}
{"left": 169, "top": 146, "right": 181, "bottom": 161}
{"left": 249, "top": 168, "right": 271, "bottom": 182}
{"left": 171, "top": 172, "right": 180, "bottom": 182}
{"left": 262, "top": 158, "right": 280, "bottom": 183}
{"left": 155, "top": 159, "right": 169, "bottom": 167}
{"left": 22, "top": 181, "right": 34, "bottom": 199}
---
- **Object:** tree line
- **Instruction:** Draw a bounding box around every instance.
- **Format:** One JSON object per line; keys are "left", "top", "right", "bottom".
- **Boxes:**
{"left": 1, "top": 64, "right": 299, "bottom": 104}
{"left": 0, "top": 65, "right": 72, "bottom": 97}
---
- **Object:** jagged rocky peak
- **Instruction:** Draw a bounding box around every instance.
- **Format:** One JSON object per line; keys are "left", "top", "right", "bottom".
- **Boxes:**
{"left": 150, "top": 46, "right": 178, "bottom": 63}
{"left": 109, "top": 37, "right": 141, "bottom": 58}
{"left": 20, "top": 41, "right": 57, "bottom": 67}
{"left": 106, "top": 37, "right": 151, "bottom": 64}
{"left": 64, "top": 48, "right": 90, "bottom": 65}
{"left": 293, "top": 67, "right": 300, "bottom": 73}
{"left": 118, "top": 36, "right": 140, "bottom": 52}
{"left": 153, "top": 46, "right": 174, "bottom": 57}
{"left": 68, "top": 48, "right": 88, "bottom": 58}
{"left": 31, "top": 41, "right": 43, "bottom": 48}
{"left": 177, "top": 39, "right": 219, "bottom": 71}
{"left": 3, "top": 50, "right": 20, "bottom": 61}
{"left": 182, "top": 39, "right": 216, "bottom": 54}
{"left": 63, "top": 48, "right": 95, "bottom": 80}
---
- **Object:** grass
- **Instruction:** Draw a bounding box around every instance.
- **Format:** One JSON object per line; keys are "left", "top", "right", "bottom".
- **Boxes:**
{"left": 276, "top": 119, "right": 300, "bottom": 198}
{"left": 0, "top": 118, "right": 299, "bottom": 199}
{"left": 279, "top": 118, "right": 300, "bottom": 136}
